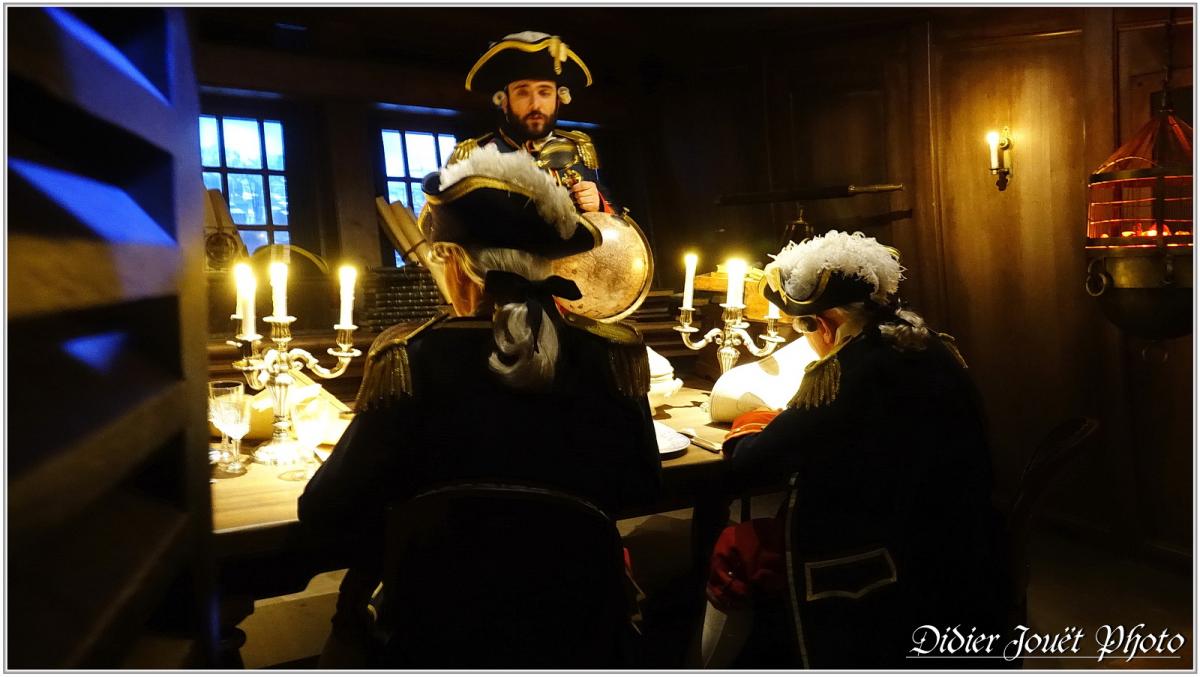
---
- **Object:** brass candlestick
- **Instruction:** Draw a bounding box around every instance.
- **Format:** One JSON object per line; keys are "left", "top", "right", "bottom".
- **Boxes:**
{"left": 231, "top": 315, "right": 360, "bottom": 466}
{"left": 674, "top": 303, "right": 785, "bottom": 374}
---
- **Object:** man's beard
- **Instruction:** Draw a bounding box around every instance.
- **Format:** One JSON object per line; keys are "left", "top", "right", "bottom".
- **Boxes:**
{"left": 501, "top": 106, "right": 558, "bottom": 143}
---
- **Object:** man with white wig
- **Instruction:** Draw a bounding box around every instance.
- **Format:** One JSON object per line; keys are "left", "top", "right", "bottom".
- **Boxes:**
{"left": 300, "top": 146, "right": 660, "bottom": 666}
{"left": 697, "top": 231, "right": 1007, "bottom": 668}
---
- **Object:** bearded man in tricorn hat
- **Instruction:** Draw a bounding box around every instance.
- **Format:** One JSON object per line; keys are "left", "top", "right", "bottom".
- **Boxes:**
{"left": 452, "top": 31, "right": 615, "bottom": 214}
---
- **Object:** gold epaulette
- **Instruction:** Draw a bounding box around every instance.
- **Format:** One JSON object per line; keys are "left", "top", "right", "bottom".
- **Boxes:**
{"left": 449, "top": 133, "right": 494, "bottom": 164}
{"left": 560, "top": 312, "right": 649, "bottom": 398}
{"left": 788, "top": 353, "right": 842, "bottom": 411}
{"left": 936, "top": 331, "right": 969, "bottom": 369}
{"left": 354, "top": 313, "right": 449, "bottom": 412}
{"left": 788, "top": 336, "right": 856, "bottom": 411}
{"left": 556, "top": 129, "right": 599, "bottom": 169}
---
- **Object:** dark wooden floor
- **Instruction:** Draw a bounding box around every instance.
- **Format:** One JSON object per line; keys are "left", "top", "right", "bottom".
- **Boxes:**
{"left": 238, "top": 495, "right": 1193, "bottom": 669}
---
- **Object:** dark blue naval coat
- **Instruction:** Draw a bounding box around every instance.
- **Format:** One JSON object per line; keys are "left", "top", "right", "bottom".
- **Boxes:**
{"left": 451, "top": 128, "right": 617, "bottom": 213}
{"left": 725, "top": 323, "right": 1009, "bottom": 668}
{"left": 298, "top": 310, "right": 660, "bottom": 571}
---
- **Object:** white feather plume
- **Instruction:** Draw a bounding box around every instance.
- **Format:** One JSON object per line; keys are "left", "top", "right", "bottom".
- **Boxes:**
{"left": 437, "top": 144, "right": 578, "bottom": 239}
{"left": 768, "top": 230, "right": 903, "bottom": 303}
{"left": 502, "top": 31, "right": 552, "bottom": 43}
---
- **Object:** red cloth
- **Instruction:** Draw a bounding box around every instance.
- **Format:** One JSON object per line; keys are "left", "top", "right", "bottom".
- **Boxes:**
{"left": 706, "top": 517, "right": 788, "bottom": 612}
{"left": 722, "top": 410, "right": 780, "bottom": 456}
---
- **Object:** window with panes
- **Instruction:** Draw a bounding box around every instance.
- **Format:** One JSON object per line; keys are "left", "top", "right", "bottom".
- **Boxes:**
{"left": 199, "top": 114, "right": 291, "bottom": 253}
{"left": 379, "top": 128, "right": 458, "bottom": 266}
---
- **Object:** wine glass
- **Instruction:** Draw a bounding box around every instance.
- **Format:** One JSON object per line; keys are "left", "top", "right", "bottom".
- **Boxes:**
{"left": 207, "top": 380, "right": 242, "bottom": 464}
{"left": 279, "top": 398, "right": 331, "bottom": 482}
{"left": 209, "top": 383, "right": 249, "bottom": 476}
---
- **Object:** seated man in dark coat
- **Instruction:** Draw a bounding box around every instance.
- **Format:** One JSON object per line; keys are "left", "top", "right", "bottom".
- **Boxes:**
{"left": 699, "top": 231, "right": 1008, "bottom": 668}
{"left": 299, "top": 145, "right": 661, "bottom": 665}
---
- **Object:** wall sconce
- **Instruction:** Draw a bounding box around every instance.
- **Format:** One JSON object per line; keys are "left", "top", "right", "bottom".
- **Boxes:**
{"left": 986, "top": 127, "right": 1013, "bottom": 191}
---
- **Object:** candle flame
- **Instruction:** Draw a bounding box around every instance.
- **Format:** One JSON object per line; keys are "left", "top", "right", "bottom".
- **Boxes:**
{"left": 233, "top": 261, "right": 252, "bottom": 285}
{"left": 339, "top": 265, "right": 357, "bottom": 286}
{"left": 986, "top": 131, "right": 1000, "bottom": 146}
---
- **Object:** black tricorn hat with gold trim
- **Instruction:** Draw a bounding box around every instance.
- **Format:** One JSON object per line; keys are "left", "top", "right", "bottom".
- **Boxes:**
{"left": 465, "top": 31, "right": 592, "bottom": 94}
{"left": 421, "top": 144, "right": 600, "bottom": 260}
{"left": 762, "top": 269, "right": 879, "bottom": 316}
{"left": 761, "top": 231, "right": 903, "bottom": 316}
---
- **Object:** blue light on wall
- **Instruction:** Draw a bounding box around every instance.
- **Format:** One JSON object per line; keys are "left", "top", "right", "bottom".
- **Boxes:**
{"left": 62, "top": 331, "right": 128, "bottom": 372}
{"left": 9, "top": 158, "right": 175, "bottom": 246}
{"left": 45, "top": 7, "right": 169, "bottom": 105}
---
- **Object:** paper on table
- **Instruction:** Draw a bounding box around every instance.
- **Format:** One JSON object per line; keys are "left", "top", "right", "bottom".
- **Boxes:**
{"left": 654, "top": 421, "right": 690, "bottom": 455}
{"left": 208, "top": 372, "right": 352, "bottom": 443}
{"left": 708, "top": 338, "right": 819, "bottom": 422}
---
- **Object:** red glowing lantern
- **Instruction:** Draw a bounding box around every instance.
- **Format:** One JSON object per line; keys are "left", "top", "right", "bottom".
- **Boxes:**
{"left": 1085, "top": 91, "right": 1193, "bottom": 340}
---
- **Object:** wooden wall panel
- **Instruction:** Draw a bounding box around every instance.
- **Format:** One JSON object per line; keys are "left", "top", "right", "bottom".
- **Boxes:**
{"left": 640, "top": 63, "right": 776, "bottom": 286}
{"left": 1113, "top": 9, "right": 1194, "bottom": 555}
{"left": 932, "top": 31, "right": 1101, "bottom": 504}
{"left": 764, "top": 33, "right": 926, "bottom": 310}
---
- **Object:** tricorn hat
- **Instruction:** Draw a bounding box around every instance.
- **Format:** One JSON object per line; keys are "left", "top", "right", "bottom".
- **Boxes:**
{"left": 465, "top": 31, "right": 592, "bottom": 94}
{"left": 761, "top": 230, "right": 902, "bottom": 316}
{"left": 421, "top": 144, "right": 600, "bottom": 260}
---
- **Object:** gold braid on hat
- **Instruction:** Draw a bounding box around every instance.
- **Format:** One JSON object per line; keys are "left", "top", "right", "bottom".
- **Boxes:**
{"left": 465, "top": 36, "right": 594, "bottom": 91}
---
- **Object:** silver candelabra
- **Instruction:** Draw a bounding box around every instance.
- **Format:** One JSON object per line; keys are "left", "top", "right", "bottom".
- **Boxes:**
{"left": 674, "top": 303, "right": 786, "bottom": 374}
{"left": 229, "top": 314, "right": 360, "bottom": 466}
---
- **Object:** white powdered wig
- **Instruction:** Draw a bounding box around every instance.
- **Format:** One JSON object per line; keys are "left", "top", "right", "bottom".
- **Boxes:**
{"left": 768, "top": 230, "right": 904, "bottom": 303}
{"left": 502, "top": 31, "right": 552, "bottom": 43}
{"left": 437, "top": 144, "right": 578, "bottom": 239}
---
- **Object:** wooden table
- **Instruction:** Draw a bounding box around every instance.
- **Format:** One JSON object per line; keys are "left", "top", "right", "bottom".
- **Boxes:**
{"left": 211, "top": 383, "right": 734, "bottom": 566}
{"left": 209, "top": 383, "right": 736, "bottom": 664}
{"left": 212, "top": 383, "right": 729, "bottom": 551}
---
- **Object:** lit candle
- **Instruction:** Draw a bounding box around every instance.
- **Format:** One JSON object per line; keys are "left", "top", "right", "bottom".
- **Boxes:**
{"left": 767, "top": 300, "right": 780, "bottom": 319}
{"left": 231, "top": 263, "right": 246, "bottom": 319}
{"left": 986, "top": 131, "right": 1000, "bottom": 170}
{"left": 338, "top": 265, "right": 357, "bottom": 327}
{"left": 234, "top": 263, "right": 256, "bottom": 336}
{"left": 269, "top": 261, "right": 288, "bottom": 318}
{"left": 726, "top": 258, "right": 746, "bottom": 307}
{"left": 682, "top": 253, "right": 698, "bottom": 309}
{"left": 241, "top": 268, "right": 257, "bottom": 337}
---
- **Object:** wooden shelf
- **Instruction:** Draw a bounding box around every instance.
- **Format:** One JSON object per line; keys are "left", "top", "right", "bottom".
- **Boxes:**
{"left": 8, "top": 7, "right": 214, "bottom": 667}
{"left": 8, "top": 492, "right": 193, "bottom": 667}
{"left": 8, "top": 235, "right": 181, "bottom": 320}
{"left": 8, "top": 382, "right": 187, "bottom": 534}
{"left": 7, "top": 8, "right": 181, "bottom": 155}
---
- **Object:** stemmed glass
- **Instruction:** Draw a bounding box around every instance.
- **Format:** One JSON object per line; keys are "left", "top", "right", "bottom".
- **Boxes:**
{"left": 209, "top": 381, "right": 250, "bottom": 476}
{"left": 279, "top": 398, "right": 331, "bottom": 482}
{"left": 207, "top": 380, "right": 242, "bottom": 464}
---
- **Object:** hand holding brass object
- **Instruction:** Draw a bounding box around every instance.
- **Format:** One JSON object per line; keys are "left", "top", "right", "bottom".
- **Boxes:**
{"left": 537, "top": 138, "right": 584, "bottom": 188}
{"left": 537, "top": 139, "right": 655, "bottom": 322}
{"left": 552, "top": 210, "right": 654, "bottom": 322}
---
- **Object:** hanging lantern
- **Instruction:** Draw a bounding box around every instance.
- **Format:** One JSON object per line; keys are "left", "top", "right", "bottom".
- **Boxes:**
{"left": 1084, "top": 90, "right": 1193, "bottom": 340}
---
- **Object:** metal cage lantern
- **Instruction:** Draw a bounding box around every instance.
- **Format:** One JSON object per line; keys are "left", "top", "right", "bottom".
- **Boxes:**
{"left": 1085, "top": 92, "right": 1193, "bottom": 340}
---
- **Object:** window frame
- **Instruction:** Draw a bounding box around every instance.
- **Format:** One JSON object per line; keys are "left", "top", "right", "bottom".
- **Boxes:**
{"left": 199, "top": 92, "right": 326, "bottom": 257}
{"left": 371, "top": 108, "right": 480, "bottom": 267}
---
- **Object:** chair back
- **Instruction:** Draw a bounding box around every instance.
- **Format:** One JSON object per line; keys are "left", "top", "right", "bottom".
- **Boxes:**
{"left": 1005, "top": 417, "right": 1100, "bottom": 625}
{"left": 380, "top": 482, "right": 633, "bottom": 668}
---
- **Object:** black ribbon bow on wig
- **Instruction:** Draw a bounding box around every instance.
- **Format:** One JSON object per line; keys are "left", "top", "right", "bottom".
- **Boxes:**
{"left": 483, "top": 270, "right": 583, "bottom": 353}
